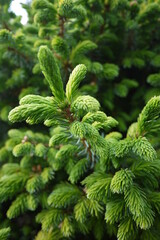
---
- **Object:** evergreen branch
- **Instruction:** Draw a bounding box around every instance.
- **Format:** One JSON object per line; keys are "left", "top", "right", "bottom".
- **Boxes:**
{"left": 38, "top": 46, "right": 65, "bottom": 102}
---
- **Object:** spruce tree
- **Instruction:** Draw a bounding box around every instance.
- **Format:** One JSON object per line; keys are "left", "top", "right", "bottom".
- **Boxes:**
{"left": 1, "top": 46, "right": 160, "bottom": 240}
{"left": 1, "top": 0, "right": 160, "bottom": 239}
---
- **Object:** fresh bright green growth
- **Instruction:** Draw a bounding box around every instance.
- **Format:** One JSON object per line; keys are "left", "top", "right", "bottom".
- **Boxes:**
{"left": 137, "top": 96, "right": 160, "bottom": 136}
{"left": 6, "top": 39, "right": 160, "bottom": 240}
{"left": 71, "top": 40, "right": 97, "bottom": 64}
{"left": 38, "top": 46, "right": 65, "bottom": 102}
{"left": 8, "top": 95, "right": 58, "bottom": 124}
{"left": 0, "top": 228, "right": 11, "bottom": 240}
{"left": 110, "top": 169, "right": 135, "bottom": 194}
{"left": 66, "top": 64, "right": 87, "bottom": 102}
{"left": 51, "top": 36, "right": 69, "bottom": 58}
{"left": 147, "top": 73, "right": 160, "bottom": 87}
{"left": 32, "top": 0, "right": 53, "bottom": 10}
{"left": 71, "top": 95, "right": 100, "bottom": 116}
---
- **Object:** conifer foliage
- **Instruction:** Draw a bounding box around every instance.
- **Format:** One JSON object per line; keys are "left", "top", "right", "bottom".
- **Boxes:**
{"left": 4, "top": 46, "right": 160, "bottom": 239}
{"left": 1, "top": 0, "right": 160, "bottom": 239}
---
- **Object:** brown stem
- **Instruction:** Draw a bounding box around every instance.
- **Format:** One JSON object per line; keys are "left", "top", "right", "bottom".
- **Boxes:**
{"left": 3, "top": 22, "right": 11, "bottom": 31}
{"left": 100, "top": 4, "right": 110, "bottom": 34}
{"left": 54, "top": 52, "right": 62, "bottom": 61}
{"left": 64, "top": 105, "right": 75, "bottom": 123}
{"left": 59, "top": 17, "right": 65, "bottom": 37}
{"left": 22, "top": 137, "right": 49, "bottom": 148}
{"left": 32, "top": 165, "right": 42, "bottom": 173}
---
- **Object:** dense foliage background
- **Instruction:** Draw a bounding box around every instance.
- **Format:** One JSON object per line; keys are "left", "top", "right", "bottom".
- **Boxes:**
{"left": 1, "top": 0, "right": 160, "bottom": 239}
